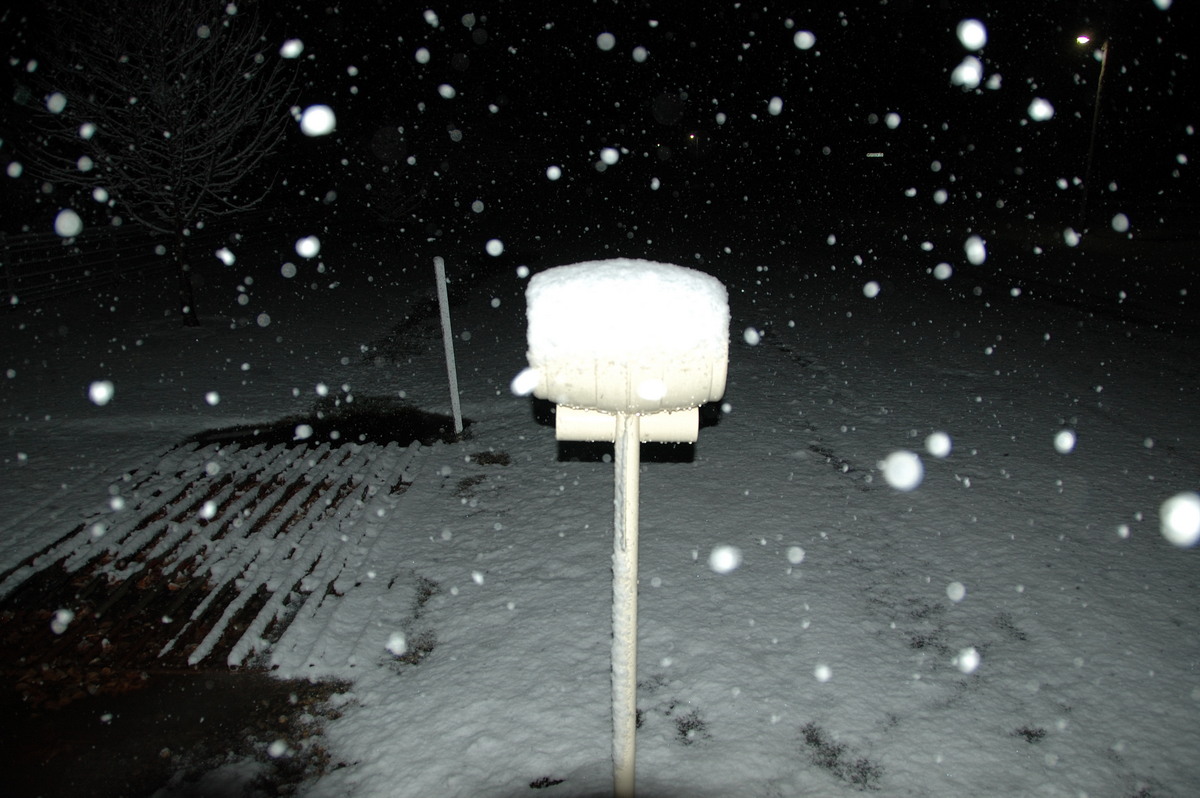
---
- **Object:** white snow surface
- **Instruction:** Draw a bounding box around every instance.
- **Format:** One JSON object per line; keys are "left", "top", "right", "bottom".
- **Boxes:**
{"left": 526, "top": 258, "right": 729, "bottom": 364}
{"left": 2, "top": 238, "right": 1199, "bottom": 797}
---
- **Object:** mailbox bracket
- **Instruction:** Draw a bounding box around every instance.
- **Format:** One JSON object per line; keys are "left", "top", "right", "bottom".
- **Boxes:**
{"left": 555, "top": 406, "right": 699, "bottom": 443}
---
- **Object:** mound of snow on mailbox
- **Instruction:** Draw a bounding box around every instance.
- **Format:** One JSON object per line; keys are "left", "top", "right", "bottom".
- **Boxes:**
{"left": 518, "top": 259, "right": 729, "bottom": 413}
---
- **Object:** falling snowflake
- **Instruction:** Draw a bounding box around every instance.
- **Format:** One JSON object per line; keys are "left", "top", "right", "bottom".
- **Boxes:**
{"left": 708, "top": 545, "right": 743, "bottom": 574}
{"left": 951, "top": 56, "right": 983, "bottom": 89}
{"left": 880, "top": 450, "right": 923, "bottom": 491}
{"left": 1160, "top": 492, "right": 1200, "bottom": 547}
{"left": 956, "top": 20, "right": 987, "bottom": 51}
{"left": 299, "top": 105, "right": 336, "bottom": 136}
{"left": 295, "top": 236, "right": 321, "bottom": 258}
{"left": 88, "top": 380, "right": 115, "bottom": 406}
{"left": 793, "top": 31, "right": 816, "bottom": 50}
{"left": 1027, "top": 98, "right": 1055, "bottom": 121}
{"left": 54, "top": 209, "right": 83, "bottom": 237}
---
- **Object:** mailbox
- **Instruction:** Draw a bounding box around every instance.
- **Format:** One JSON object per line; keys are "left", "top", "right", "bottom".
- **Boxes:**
{"left": 518, "top": 257, "right": 729, "bottom": 798}
{"left": 523, "top": 258, "right": 729, "bottom": 442}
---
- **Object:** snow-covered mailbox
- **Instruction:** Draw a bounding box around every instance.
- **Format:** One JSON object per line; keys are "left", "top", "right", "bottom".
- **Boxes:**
{"left": 518, "top": 258, "right": 729, "bottom": 798}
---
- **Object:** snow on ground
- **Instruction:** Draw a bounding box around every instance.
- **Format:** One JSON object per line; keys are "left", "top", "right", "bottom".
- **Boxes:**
{"left": 2, "top": 226, "right": 1198, "bottom": 797}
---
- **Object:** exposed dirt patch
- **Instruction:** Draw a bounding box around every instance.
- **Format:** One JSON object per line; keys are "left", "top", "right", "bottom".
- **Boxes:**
{"left": 185, "top": 395, "right": 468, "bottom": 448}
{"left": 469, "top": 449, "right": 512, "bottom": 466}
{"left": 0, "top": 668, "right": 347, "bottom": 798}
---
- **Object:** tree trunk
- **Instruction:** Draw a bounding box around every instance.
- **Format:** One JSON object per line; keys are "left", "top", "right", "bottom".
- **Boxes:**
{"left": 174, "top": 224, "right": 201, "bottom": 327}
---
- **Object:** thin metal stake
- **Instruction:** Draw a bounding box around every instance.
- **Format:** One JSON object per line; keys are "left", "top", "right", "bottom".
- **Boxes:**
{"left": 433, "top": 256, "right": 464, "bottom": 435}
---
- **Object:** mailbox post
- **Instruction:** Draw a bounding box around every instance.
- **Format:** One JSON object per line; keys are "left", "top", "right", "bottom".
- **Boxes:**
{"left": 519, "top": 259, "right": 729, "bottom": 797}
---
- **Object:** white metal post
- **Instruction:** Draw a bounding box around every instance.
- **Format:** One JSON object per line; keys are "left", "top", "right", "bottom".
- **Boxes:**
{"left": 433, "top": 256, "right": 464, "bottom": 435}
{"left": 611, "top": 411, "right": 640, "bottom": 798}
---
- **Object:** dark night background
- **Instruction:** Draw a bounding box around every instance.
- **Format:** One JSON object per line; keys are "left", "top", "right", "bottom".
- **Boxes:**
{"left": 1, "top": 0, "right": 1196, "bottom": 301}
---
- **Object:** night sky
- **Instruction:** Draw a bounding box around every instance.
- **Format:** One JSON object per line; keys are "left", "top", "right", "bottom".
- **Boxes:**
{"left": 2, "top": 1, "right": 1196, "bottom": 263}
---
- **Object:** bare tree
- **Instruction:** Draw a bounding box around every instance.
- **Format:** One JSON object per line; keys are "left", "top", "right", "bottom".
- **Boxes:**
{"left": 23, "top": 0, "right": 295, "bottom": 325}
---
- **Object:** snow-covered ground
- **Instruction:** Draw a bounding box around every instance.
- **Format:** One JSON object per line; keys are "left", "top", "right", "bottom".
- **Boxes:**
{"left": 2, "top": 221, "right": 1198, "bottom": 797}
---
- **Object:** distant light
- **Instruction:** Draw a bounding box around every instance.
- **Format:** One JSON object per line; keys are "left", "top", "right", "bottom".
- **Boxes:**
{"left": 865, "top": 152, "right": 884, "bottom": 158}
{"left": 1076, "top": 34, "right": 1092, "bottom": 45}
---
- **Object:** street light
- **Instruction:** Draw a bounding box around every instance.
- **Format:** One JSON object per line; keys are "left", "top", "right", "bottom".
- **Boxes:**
{"left": 1076, "top": 33, "right": 1110, "bottom": 229}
